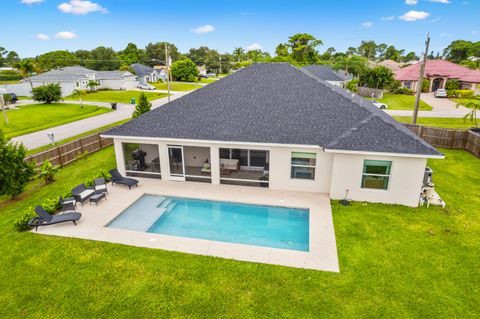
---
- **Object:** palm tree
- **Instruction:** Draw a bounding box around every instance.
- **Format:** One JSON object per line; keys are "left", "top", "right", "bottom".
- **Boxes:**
{"left": 457, "top": 96, "right": 480, "bottom": 128}
{"left": 13, "top": 59, "right": 38, "bottom": 89}
{"left": 87, "top": 80, "right": 99, "bottom": 91}
{"left": 233, "top": 47, "right": 245, "bottom": 62}
{"left": 72, "top": 89, "right": 87, "bottom": 108}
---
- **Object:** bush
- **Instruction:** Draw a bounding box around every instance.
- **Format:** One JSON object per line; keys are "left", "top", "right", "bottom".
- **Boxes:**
{"left": 14, "top": 209, "right": 35, "bottom": 232}
{"left": 84, "top": 169, "right": 111, "bottom": 187}
{"left": 346, "top": 79, "right": 358, "bottom": 93}
{"left": 358, "top": 66, "right": 395, "bottom": 90}
{"left": 391, "top": 87, "right": 414, "bottom": 95}
{"left": 421, "top": 79, "right": 430, "bottom": 93}
{"left": 38, "top": 160, "right": 59, "bottom": 184}
{"left": 171, "top": 58, "right": 199, "bottom": 82}
{"left": 32, "top": 83, "right": 62, "bottom": 103}
{"left": 42, "top": 197, "right": 61, "bottom": 213}
{"left": 132, "top": 93, "right": 152, "bottom": 118}
{"left": 445, "top": 79, "right": 460, "bottom": 91}
{"left": 447, "top": 89, "right": 475, "bottom": 99}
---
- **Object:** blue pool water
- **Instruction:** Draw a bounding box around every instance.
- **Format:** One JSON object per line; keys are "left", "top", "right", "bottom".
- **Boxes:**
{"left": 107, "top": 194, "right": 309, "bottom": 251}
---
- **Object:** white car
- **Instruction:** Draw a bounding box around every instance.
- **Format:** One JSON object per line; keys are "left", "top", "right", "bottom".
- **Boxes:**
{"left": 138, "top": 83, "right": 155, "bottom": 90}
{"left": 372, "top": 101, "right": 388, "bottom": 109}
{"left": 434, "top": 89, "right": 447, "bottom": 98}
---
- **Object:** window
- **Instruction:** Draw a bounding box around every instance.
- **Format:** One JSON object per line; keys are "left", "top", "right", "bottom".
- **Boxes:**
{"left": 361, "top": 160, "right": 392, "bottom": 190}
{"left": 291, "top": 152, "right": 316, "bottom": 180}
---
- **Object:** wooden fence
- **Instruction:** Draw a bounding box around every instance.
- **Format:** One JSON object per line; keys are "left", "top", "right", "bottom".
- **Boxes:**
{"left": 25, "top": 132, "right": 113, "bottom": 167}
{"left": 357, "top": 87, "right": 384, "bottom": 99}
{"left": 404, "top": 124, "right": 480, "bottom": 158}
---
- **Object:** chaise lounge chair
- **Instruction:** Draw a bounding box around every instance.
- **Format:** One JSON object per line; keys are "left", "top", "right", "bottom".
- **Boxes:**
{"left": 94, "top": 178, "right": 108, "bottom": 195}
{"left": 71, "top": 183, "right": 96, "bottom": 206}
{"left": 109, "top": 169, "right": 139, "bottom": 189}
{"left": 28, "top": 206, "right": 82, "bottom": 231}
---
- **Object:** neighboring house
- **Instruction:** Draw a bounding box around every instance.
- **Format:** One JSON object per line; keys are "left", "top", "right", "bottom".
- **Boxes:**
{"left": 6, "top": 66, "right": 137, "bottom": 96}
{"left": 377, "top": 60, "right": 403, "bottom": 72}
{"left": 395, "top": 60, "right": 480, "bottom": 93}
{"left": 302, "top": 65, "right": 353, "bottom": 87}
{"left": 197, "top": 64, "right": 207, "bottom": 76}
{"left": 131, "top": 63, "right": 158, "bottom": 84}
{"left": 153, "top": 66, "right": 168, "bottom": 82}
{"left": 102, "top": 63, "right": 443, "bottom": 207}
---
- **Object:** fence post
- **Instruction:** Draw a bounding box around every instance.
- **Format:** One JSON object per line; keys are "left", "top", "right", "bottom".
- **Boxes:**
{"left": 79, "top": 137, "right": 84, "bottom": 154}
{"left": 56, "top": 146, "right": 64, "bottom": 167}
{"left": 98, "top": 133, "right": 103, "bottom": 149}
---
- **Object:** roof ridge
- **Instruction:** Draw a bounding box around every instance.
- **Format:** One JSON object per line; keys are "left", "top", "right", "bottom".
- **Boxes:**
{"left": 325, "top": 114, "right": 376, "bottom": 148}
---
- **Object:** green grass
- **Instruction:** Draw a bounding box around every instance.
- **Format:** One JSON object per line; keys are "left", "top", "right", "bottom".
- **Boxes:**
{"left": 199, "top": 77, "right": 220, "bottom": 84}
{"left": 376, "top": 93, "right": 433, "bottom": 110}
{"left": 65, "top": 90, "right": 168, "bottom": 104}
{"left": 451, "top": 98, "right": 479, "bottom": 109}
{"left": 151, "top": 81, "right": 201, "bottom": 91}
{"left": 0, "top": 148, "right": 478, "bottom": 317}
{"left": 394, "top": 116, "right": 478, "bottom": 129}
{"left": 0, "top": 80, "right": 21, "bottom": 85}
{"left": 26, "top": 119, "right": 130, "bottom": 155}
{"left": 0, "top": 103, "right": 111, "bottom": 139}
{"left": 17, "top": 96, "right": 32, "bottom": 100}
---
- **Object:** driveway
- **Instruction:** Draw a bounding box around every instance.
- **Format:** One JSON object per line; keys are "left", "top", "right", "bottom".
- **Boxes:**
{"left": 385, "top": 93, "right": 471, "bottom": 118}
{"left": 11, "top": 91, "right": 190, "bottom": 150}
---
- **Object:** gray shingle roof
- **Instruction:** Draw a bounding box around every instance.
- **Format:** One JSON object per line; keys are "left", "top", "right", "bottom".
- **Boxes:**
{"left": 302, "top": 65, "right": 353, "bottom": 82}
{"left": 131, "top": 63, "right": 154, "bottom": 76}
{"left": 104, "top": 63, "right": 441, "bottom": 157}
{"left": 26, "top": 66, "right": 135, "bottom": 82}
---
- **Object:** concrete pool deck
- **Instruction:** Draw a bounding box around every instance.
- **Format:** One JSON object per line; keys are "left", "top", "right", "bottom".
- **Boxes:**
{"left": 34, "top": 179, "right": 339, "bottom": 272}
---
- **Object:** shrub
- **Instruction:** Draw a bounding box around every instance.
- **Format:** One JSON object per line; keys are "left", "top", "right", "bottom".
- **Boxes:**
{"left": 85, "top": 169, "right": 111, "bottom": 187}
{"left": 14, "top": 209, "right": 35, "bottom": 232}
{"left": 391, "top": 87, "right": 414, "bottom": 95}
{"left": 346, "top": 78, "right": 358, "bottom": 93}
{"left": 421, "top": 79, "right": 430, "bottom": 93}
{"left": 445, "top": 79, "right": 460, "bottom": 91}
{"left": 358, "top": 66, "right": 395, "bottom": 90}
{"left": 171, "top": 58, "right": 199, "bottom": 82}
{"left": 132, "top": 93, "right": 152, "bottom": 118}
{"left": 42, "top": 197, "right": 61, "bottom": 213}
{"left": 38, "top": 160, "right": 59, "bottom": 184}
{"left": 447, "top": 89, "right": 475, "bottom": 99}
{"left": 32, "top": 83, "right": 62, "bottom": 103}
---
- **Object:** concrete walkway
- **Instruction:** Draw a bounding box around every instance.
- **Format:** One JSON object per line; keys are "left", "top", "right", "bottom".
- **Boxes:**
{"left": 385, "top": 93, "right": 472, "bottom": 118}
{"left": 11, "top": 91, "right": 190, "bottom": 150}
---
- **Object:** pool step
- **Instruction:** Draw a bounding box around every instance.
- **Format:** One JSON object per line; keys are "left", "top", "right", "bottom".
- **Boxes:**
{"left": 165, "top": 201, "right": 177, "bottom": 212}
{"left": 156, "top": 197, "right": 167, "bottom": 208}
{"left": 157, "top": 198, "right": 172, "bottom": 209}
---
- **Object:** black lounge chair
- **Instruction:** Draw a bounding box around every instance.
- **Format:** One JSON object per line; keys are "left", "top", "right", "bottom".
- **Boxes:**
{"left": 28, "top": 206, "right": 81, "bottom": 231}
{"left": 59, "top": 195, "right": 77, "bottom": 211}
{"left": 109, "top": 169, "right": 139, "bottom": 189}
{"left": 94, "top": 178, "right": 108, "bottom": 195}
{"left": 71, "top": 183, "right": 95, "bottom": 206}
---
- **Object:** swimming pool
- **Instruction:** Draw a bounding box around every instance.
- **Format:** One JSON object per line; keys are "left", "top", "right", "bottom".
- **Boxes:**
{"left": 107, "top": 194, "right": 309, "bottom": 251}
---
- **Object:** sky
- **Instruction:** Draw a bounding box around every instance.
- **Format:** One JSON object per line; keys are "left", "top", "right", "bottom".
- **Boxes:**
{"left": 2, "top": 0, "right": 479, "bottom": 58}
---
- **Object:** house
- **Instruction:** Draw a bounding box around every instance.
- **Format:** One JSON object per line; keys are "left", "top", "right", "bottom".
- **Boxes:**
{"left": 11, "top": 66, "right": 138, "bottom": 96}
{"left": 131, "top": 63, "right": 159, "bottom": 84}
{"left": 377, "top": 60, "right": 403, "bottom": 72}
{"left": 197, "top": 64, "right": 207, "bottom": 76}
{"left": 153, "top": 66, "right": 168, "bottom": 82}
{"left": 102, "top": 63, "right": 443, "bottom": 207}
{"left": 395, "top": 59, "right": 480, "bottom": 93}
{"left": 302, "top": 65, "right": 352, "bottom": 87}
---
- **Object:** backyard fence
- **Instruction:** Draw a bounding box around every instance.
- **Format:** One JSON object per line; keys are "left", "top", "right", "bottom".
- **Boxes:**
{"left": 404, "top": 124, "right": 480, "bottom": 158}
{"left": 357, "top": 87, "right": 384, "bottom": 99}
{"left": 25, "top": 132, "right": 113, "bottom": 167}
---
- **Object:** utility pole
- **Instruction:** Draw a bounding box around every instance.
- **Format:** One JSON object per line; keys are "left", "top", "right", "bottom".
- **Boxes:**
{"left": 165, "top": 43, "right": 171, "bottom": 102}
{"left": 0, "top": 94, "right": 8, "bottom": 124}
{"left": 412, "top": 33, "right": 430, "bottom": 124}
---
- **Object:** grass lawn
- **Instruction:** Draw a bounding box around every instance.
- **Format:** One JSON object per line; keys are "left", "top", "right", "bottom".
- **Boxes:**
{"left": 26, "top": 119, "right": 130, "bottom": 155}
{"left": 199, "top": 77, "right": 219, "bottom": 84}
{"left": 151, "top": 81, "right": 201, "bottom": 91}
{"left": 0, "top": 80, "right": 22, "bottom": 85}
{"left": 377, "top": 93, "right": 433, "bottom": 111}
{"left": 394, "top": 116, "right": 478, "bottom": 129}
{"left": 0, "top": 103, "right": 111, "bottom": 139}
{"left": 0, "top": 147, "right": 478, "bottom": 317}
{"left": 65, "top": 90, "right": 168, "bottom": 104}
{"left": 451, "top": 98, "right": 479, "bottom": 109}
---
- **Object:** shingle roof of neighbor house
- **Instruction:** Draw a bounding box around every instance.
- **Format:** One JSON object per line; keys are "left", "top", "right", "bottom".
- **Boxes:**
{"left": 26, "top": 66, "right": 134, "bottom": 82}
{"left": 131, "top": 63, "right": 154, "bottom": 76}
{"left": 105, "top": 63, "right": 442, "bottom": 157}
{"left": 302, "top": 65, "right": 353, "bottom": 82}
{"left": 395, "top": 59, "right": 480, "bottom": 83}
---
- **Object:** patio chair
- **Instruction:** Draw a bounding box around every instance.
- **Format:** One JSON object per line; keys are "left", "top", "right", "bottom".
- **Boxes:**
{"left": 94, "top": 178, "right": 108, "bottom": 195}
{"left": 109, "top": 169, "right": 139, "bottom": 189}
{"left": 71, "top": 183, "right": 95, "bottom": 206}
{"left": 59, "top": 195, "right": 77, "bottom": 211}
{"left": 28, "top": 206, "right": 81, "bottom": 231}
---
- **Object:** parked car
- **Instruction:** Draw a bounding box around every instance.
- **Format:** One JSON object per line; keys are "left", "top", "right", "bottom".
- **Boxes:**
{"left": 138, "top": 83, "right": 155, "bottom": 90}
{"left": 434, "top": 89, "right": 447, "bottom": 98}
{"left": 372, "top": 101, "right": 388, "bottom": 109}
{"left": 199, "top": 73, "right": 216, "bottom": 78}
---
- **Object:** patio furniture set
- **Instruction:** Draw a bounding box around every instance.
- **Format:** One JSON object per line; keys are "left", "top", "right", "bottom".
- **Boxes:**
{"left": 28, "top": 169, "right": 139, "bottom": 231}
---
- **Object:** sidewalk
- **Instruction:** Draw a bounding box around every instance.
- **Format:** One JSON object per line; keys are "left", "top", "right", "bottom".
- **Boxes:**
{"left": 11, "top": 91, "right": 190, "bottom": 150}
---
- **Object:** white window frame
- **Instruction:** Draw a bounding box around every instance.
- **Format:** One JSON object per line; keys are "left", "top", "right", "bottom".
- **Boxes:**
{"left": 290, "top": 152, "right": 316, "bottom": 180}
{"left": 361, "top": 160, "right": 392, "bottom": 190}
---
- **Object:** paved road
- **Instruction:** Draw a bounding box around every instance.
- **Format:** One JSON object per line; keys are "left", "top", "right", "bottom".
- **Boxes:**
{"left": 11, "top": 91, "right": 190, "bottom": 150}
{"left": 385, "top": 93, "right": 472, "bottom": 118}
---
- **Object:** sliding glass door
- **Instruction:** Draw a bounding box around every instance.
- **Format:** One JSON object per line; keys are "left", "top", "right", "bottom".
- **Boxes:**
{"left": 168, "top": 146, "right": 185, "bottom": 181}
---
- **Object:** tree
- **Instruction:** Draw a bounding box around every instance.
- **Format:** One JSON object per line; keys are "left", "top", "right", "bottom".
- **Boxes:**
{"left": 72, "top": 89, "right": 87, "bottom": 108}
{"left": 171, "top": 58, "right": 199, "bottom": 82}
{"left": 36, "top": 50, "right": 79, "bottom": 70}
{"left": 384, "top": 46, "right": 404, "bottom": 62}
{"left": 32, "top": 83, "right": 62, "bottom": 103}
{"left": 0, "top": 131, "right": 35, "bottom": 198}
{"left": 87, "top": 80, "right": 99, "bottom": 91}
{"left": 246, "top": 49, "right": 270, "bottom": 63}
{"left": 74, "top": 50, "right": 91, "bottom": 66}
{"left": 357, "top": 40, "right": 378, "bottom": 60}
{"left": 358, "top": 66, "right": 395, "bottom": 89}
{"left": 320, "top": 47, "right": 336, "bottom": 61}
{"left": 232, "top": 47, "right": 245, "bottom": 62}
{"left": 85, "top": 46, "right": 120, "bottom": 71}
{"left": 38, "top": 160, "right": 59, "bottom": 184}
{"left": 119, "top": 43, "right": 145, "bottom": 66}
{"left": 188, "top": 46, "right": 211, "bottom": 65}
{"left": 377, "top": 43, "right": 388, "bottom": 60}
{"left": 287, "top": 33, "right": 323, "bottom": 64}
{"left": 13, "top": 58, "right": 38, "bottom": 89}
{"left": 5, "top": 51, "right": 20, "bottom": 65}
{"left": 457, "top": 96, "right": 480, "bottom": 127}
{"left": 0, "top": 47, "right": 7, "bottom": 67}
{"left": 275, "top": 43, "right": 289, "bottom": 57}
{"left": 402, "top": 51, "right": 418, "bottom": 62}
{"left": 443, "top": 40, "right": 474, "bottom": 63}
{"left": 145, "top": 42, "right": 180, "bottom": 66}
{"left": 333, "top": 55, "right": 368, "bottom": 77}
{"left": 346, "top": 47, "right": 357, "bottom": 56}
{"left": 132, "top": 93, "right": 152, "bottom": 118}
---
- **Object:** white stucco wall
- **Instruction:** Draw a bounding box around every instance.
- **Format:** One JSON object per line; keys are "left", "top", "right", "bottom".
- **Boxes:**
{"left": 100, "top": 78, "right": 138, "bottom": 90}
{"left": 329, "top": 153, "right": 427, "bottom": 207}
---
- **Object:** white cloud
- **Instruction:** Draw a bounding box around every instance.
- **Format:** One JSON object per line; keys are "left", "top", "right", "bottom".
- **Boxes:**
{"left": 245, "top": 43, "right": 262, "bottom": 51}
{"left": 362, "top": 21, "right": 373, "bottom": 28}
{"left": 36, "top": 33, "right": 50, "bottom": 40}
{"left": 58, "top": 0, "right": 108, "bottom": 15}
{"left": 429, "top": 0, "right": 450, "bottom": 3}
{"left": 54, "top": 31, "right": 78, "bottom": 39}
{"left": 399, "top": 10, "right": 430, "bottom": 21}
{"left": 405, "top": 0, "right": 418, "bottom": 5}
{"left": 381, "top": 16, "right": 395, "bottom": 21}
{"left": 473, "top": 30, "right": 478, "bottom": 34}
{"left": 190, "top": 24, "right": 215, "bottom": 34}
{"left": 20, "top": 0, "right": 44, "bottom": 4}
